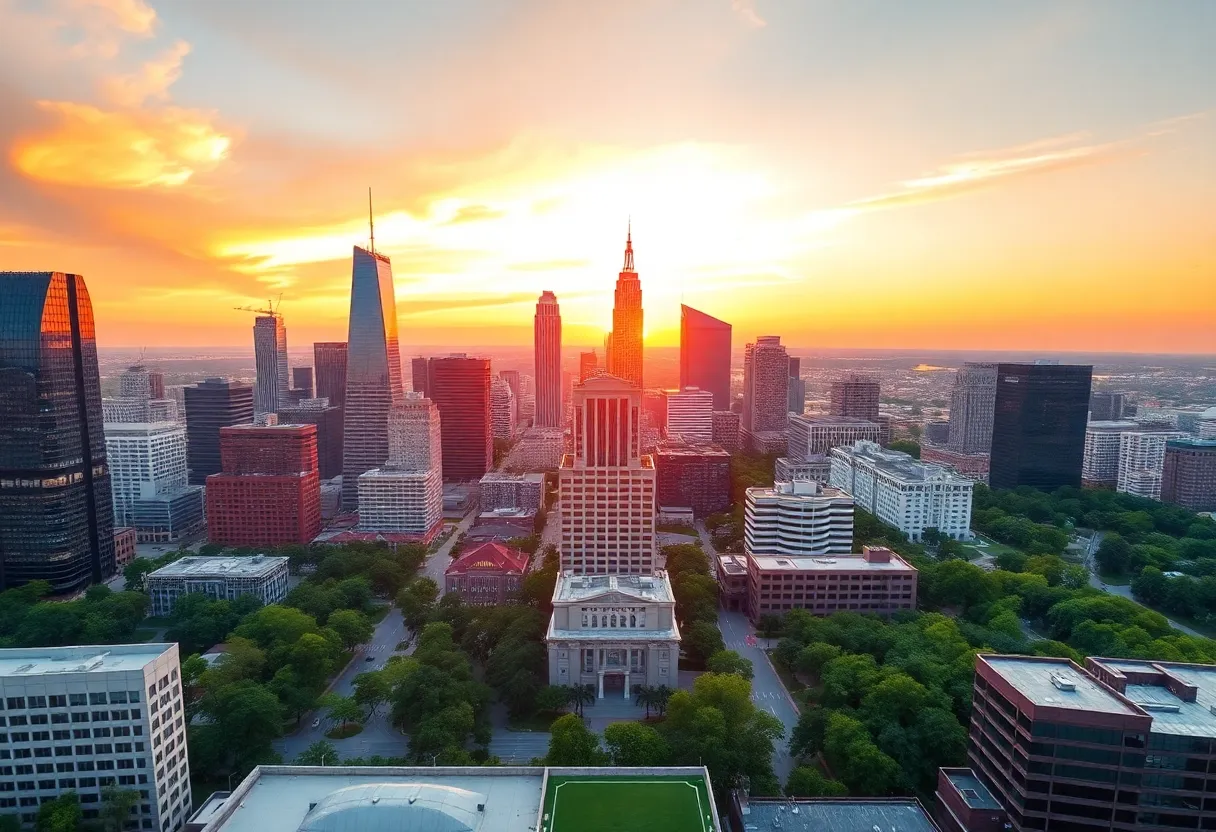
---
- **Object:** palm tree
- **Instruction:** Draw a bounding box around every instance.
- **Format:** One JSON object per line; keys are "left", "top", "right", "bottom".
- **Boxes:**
{"left": 568, "top": 683, "right": 595, "bottom": 716}
{"left": 652, "top": 685, "right": 673, "bottom": 717}
{"left": 633, "top": 685, "right": 652, "bottom": 717}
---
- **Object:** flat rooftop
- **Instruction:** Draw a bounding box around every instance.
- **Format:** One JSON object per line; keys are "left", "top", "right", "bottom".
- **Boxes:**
{"left": 1088, "top": 658, "right": 1216, "bottom": 739}
{"left": 554, "top": 572, "right": 674, "bottom": 603}
{"left": 941, "top": 768, "right": 1002, "bottom": 811}
{"left": 543, "top": 773, "right": 716, "bottom": 832}
{"left": 718, "top": 555, "right": 747, "bottom": 576}
{"left": 789, "top": 414, "right": 881, "bottom": 427}
{"left": 0, "top": 644, "right": 173, "bottom": 678}
{"left": 738, "top": 798, "right": 937, "bottom": 832}
{"left": 480, "top": 472, "right": 545, "bottom": 483}
{"left": 833, "top": 440, "right": 973, "bottom": 484}
{"left": 749, "top": 554, "right": 915, "bottom": 573}
{"left": 147, "top": 555, "right": 287, "bottom": 579}
{"left": 981, "top": 656, "right": 1140, "bottom": 715}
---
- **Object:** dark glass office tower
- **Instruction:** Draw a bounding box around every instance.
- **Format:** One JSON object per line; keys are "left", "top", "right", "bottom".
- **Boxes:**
{"left": 0, "top": 272, "right": 115, "bottom": 592}
{"left": 184, "top": 377, "right": 254, "bottom": 484}
{"left": 679, "top": 305, "right": 731, "bottom": 410}
{"left": 989, "top": 363, "right": 1092, "bottom": 491}
{"left": 314, "top": 342, "right": 348, "bottom": 407}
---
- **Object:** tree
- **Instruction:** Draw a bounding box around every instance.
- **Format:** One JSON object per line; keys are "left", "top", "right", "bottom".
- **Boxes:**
{"left": 604, "top": 721, "right": 670, "bottom": 766}
{"left": 887, "top": 439, "right": 920, "bottom": 459}
{"left": 99, "top": 786, "right": 141, "bottom": 832}
{"left": 397, "top": 578, "right": 440, "bottom": 630}
{"left": 295, "top": 740, "right": 338, "bottom": 766}
{"left": 684, "top": 620, "right": 726, "bottom": 664}
{"left": 0, "top": 814, "right": 21, "bottom": 832}
{"left": 1096, "top": 533, "right": 1133, "bottom": 575}
{"left": 535, "top": 685, "right": 571, "bottom": 716}
{"left": 197, "top": 680, "right": 285, "bottom": 770}
{"left": 706, "top": 649, "right": 754, "bottom": 680}
{"left": 35, "top": 792, "right": 81, "bottom": 832}
{"left": 320, "top": 694, "right": 365, "bottom": 729}
{"left": 328, "top": 609, "right": 374, "bottom": 651}
{"left": 287, "top": 632, "right": 339, "bottom": 687}
{"left": 786, "top": 766, "right": 848, "bottom": 797}
{"left": 634, "top": 684, "right": 656, "bottom": 718}
{"left": 566, "top": 684, "right": 595, "bottom": 717}
{"left": 794, "top": 642, "right": 841, "bottom": 677}
{"left": 546, "top": 713, "right": 606, "bottom": 766}
{"left": 353, "top": 670, "right": 391, "bottom": 718}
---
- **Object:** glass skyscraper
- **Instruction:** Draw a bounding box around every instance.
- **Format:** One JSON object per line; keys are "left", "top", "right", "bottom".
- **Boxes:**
{"left": 679, "top": 304, "right": 731, "bottom": 410}
{"left": 341, "top": 246, "right": 405, "bottom": 507}
{"left": 989, "top": 363, "right": 1092, "bottom": 491}
{"left": 0, "top": 272, "right": 115, "bottom": 591}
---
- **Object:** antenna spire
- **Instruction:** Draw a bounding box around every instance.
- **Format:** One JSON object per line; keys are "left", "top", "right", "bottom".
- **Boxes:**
{"left": 622, "top": 218, "right": 635, "bottom": 272}
{"left": 368, "top": 187, "right": 375, "bottom": 254}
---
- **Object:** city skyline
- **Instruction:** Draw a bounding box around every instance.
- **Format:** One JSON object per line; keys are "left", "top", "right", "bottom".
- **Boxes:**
{"left": 2, "top": 2, "right": 1212, "bottom": 353}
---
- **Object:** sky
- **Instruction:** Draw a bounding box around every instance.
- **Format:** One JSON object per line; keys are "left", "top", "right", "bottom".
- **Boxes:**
{"left": 1, "top": 0, "right": 1213, "bottom": 352}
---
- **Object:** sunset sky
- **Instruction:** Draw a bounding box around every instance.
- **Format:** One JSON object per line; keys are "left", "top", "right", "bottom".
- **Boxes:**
{"left": 1, "top": 0, "right": 1213, "bottom": 352}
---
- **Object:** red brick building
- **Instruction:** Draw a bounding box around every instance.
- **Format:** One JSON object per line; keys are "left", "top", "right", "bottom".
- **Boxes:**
{"left": 655, "top": 441, "right": 731, "bottom": 516}
{"left": 444, "top": 542, "right": 530, "bottom": 605}
{"left": 746, "top": 545, "right": 917, "bottom": 619}
{"left": 113, "top": 527, "right": 137, "bottom": 568}
{"left": 205, "top": 424, "right": 321, "bottom": 546}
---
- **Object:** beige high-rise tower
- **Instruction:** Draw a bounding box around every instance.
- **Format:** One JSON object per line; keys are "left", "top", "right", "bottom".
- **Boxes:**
{"left": 559, "top": 376, "right": 656, "bottom": 575}
{"left": 606, "top": 226, "right": 643, "bottom": 388}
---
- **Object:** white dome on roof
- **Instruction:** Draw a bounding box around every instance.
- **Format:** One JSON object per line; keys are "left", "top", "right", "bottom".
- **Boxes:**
{"left": 1200, "top": 406, "right": 1216, "bottom": 420}
{"left": 297, "top": 783, "right": 486, "bottom": 832}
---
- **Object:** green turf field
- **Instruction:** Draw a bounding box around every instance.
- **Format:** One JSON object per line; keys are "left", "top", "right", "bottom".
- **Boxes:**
{"left": 542, "top": 774, "right": 714, "bottom": 832}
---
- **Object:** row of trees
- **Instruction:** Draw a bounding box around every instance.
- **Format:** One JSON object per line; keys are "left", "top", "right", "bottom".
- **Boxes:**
{"left": 0, "top": 582, "right": 148, "bottom": 648}
{"left": 663, "top": 543, "right": 726, "bottom": 665}
{"left": 1, "top": 786, "right": 141, "bottom": 832}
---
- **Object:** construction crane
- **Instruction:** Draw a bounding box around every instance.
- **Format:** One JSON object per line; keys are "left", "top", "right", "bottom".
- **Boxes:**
{"left": 233, "top": 294, "right": 282, "bottom": 318}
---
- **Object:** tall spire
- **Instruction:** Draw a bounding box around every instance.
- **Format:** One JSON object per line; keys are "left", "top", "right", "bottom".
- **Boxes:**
{"left": 368, "top": 187, "right": 375, "bottom": 254}
{"left": 622, "top": 218, "right": 634, "bottom": 272}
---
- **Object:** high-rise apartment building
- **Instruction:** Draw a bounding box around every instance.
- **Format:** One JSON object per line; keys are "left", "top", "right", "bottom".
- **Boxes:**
{"left": 410, "top": 356, "right": 430, "bottom": 397}
{"left": 947, "top": 363, "right": 998, "bottom": 454}
{"left": 1089, "top": 390, "right": 1128, "bottom": 422}
{"left": 663, "top": 387, "right": 714, "bottom": 441}
{"left": 490, "top": 376, "right": 517, "bottom": 441}
{"left": 679, "top": 305, "right": 731, "bottom": 410}
{"left": 1161, "top": 438, "right": 1216, "bottom": 511}
{"left": 968, "top": 653, "right": 1216, "bottom": 832}
{"left": 741, "top": 336, "right": 789, "bottom": 453}
{"left": 428, "top": 355, "right": 492, "bottom": 481}
{"left": 277, "top": 399, "right": 344, "bottom": 479}
{"left": 341, "top": 246, "right": 405, "bottom": 507}
{"left": 830, "top": 375, "right": 881, "bottom": 422}
{"left": 532, "top": 291, "right": 562, "bottom": 427}
{"left": 104, "top": 422, "right": 204, "bottom": 542}
{"left": 0, "top": 643, "right": 190, "bottom": 830}
{"left": 206, "top": 424, "right": 321, "bottom": 545}
{"left": 183, "top": 378, "right": 254, "bottom": 485}
{"left": 830, "top": 440, "right": 975, "bottom": 542}
{"left": 105, "top": 365, "right": 178, "bottom": 427}
{"left": 579, "top": 350, "right": 599, "bottom": 383}
{"left": 607, "top": 228, "right": 643, "bottom": 388}
{"left": 313, "top": 342, "right": 348, "bottom": 407}
{"left": 1117, "top": 429, "right": 1186, "bottom": 501}
{"left": 788, "top": 356, "right": 806, "bottom": 414}
{"left": 1082, "top": 421, "right": 1141, "bottom": 486}
{"left": 0, "top": 271, "right": 115, "bottom": 592}
{"left": 655, "top": 441, "right": 731, "bottom": 516}
{"left": 252, "top": 313, "right": 288, "bottom": 416}
{"left": 292, "top": 366, "right": 314, "bottom": 399}
{"left": 744, "top": 480, "right": 854, "bottom": 556}
{"left": 357, "top": 393, "right": 444, "bottom": 536}
{"left": 120, "top": 364, "right": 165, "bottom": 400}
{"left": 989, "top": 364, "right": 1092, "bottom": 491}
{"left": 560, "top": 376, "right": 656, "bottom": 574}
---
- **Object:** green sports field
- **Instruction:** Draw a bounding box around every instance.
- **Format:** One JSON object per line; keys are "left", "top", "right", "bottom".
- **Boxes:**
{"left": 542, "top": 774, "right": 714, "bottom": 832}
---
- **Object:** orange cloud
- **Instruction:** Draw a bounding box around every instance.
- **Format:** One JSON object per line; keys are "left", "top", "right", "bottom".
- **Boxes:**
{"left": 12, "top": 100, "right": 229, "bottom": 188}
{"left": 102, "top": 40, "right": 190, "bottom": 106}
{"left": 63, "top": 0, "right": 157, "bottom": 58}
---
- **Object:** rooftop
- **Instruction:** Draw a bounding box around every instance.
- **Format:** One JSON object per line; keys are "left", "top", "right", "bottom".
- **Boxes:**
{"left": 736, "top": 797, "right": 938, "bottom": 832}
{"left": 747, "top": 481, "right": 852, "bottom": 500}
{"left": 1167, "top": 438, "right": 1216, "bottom": 449}
{"left": 1085, "top": 420, "right": 1143, "bottom": 431}
{"left": 655, "top": 442, "right": 731, "bottom": 458}
{"left": 447, "top": 542, "right": 530, "bottom": 577}
{"left": 789, "top": 414, "right": 881, "bottom": 427}
{"left": 749, "top": 551, "right": 915, "bottom": 573}
{"left": 980, "top": 655, "right": 1141, "bottom": 716}
{"left": 553, "top": 572, "right": 674, "bottom": 604}
{"left": 717, "top": 555, "right": 747, "bottom": 576}
{"left": 479, "top": 472, "right": 546, "bottom": 483}
{"left": 1087, "top": 657, "right": 1216, "bottom": 740}
{"left": 832, "top": 440, "right": 973, "bottom": 485}
{"left": 147, "top": 555, "right": 288, "bottom": 579}
{"left": 940, "top": 768, "right": 1003, "bottom": 811}
{"left": 0, "top": 644, "right": 174, "bottom": 678}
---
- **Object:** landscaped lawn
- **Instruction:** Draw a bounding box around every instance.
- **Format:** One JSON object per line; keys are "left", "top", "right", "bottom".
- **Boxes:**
{"left": 542, "top": 775, "right": 713, "bottom": 832}
{"left": 960, "top": 532, "right": 1018, "bottom": 560}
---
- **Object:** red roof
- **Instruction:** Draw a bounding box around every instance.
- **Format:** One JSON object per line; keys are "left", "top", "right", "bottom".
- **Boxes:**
{"left": 445, "top": 542, "right": 530, "bottom": 577}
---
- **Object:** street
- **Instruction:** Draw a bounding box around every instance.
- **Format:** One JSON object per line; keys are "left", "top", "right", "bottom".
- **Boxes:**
{"left": 718, "top": 608, "right": 800, "bottom": 784}
{"left": 422, "top": 511, "right": 480, "bottom": 595}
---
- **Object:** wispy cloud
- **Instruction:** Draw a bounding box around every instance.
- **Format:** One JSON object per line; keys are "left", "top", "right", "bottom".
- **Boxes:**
{"left": 731, "top": 0, "right": 767, "bottom": 29}
{"left": 102, "top": 39, "right": 190, "bottom": 106}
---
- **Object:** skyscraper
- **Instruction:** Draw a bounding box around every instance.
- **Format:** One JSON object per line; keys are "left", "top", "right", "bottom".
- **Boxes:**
{"left": 490, "top": 376, "right": 517, "bottom": 440}
{"left": 277, "top": 398, "right": 345, "bottom": 479}
{"left": 411, "top": 356, "right": 430, "bottom": 396}
{"left": 664, "top": 387, "right": 714, "bottom": 441}
{"left": 788, "top": 356, "right": 805, "bottom": 414}
{"left": 313, "top": 342, "right": 348, "bottom": 407}
{"left": 0, "top": 272, "right": 116, "bottom": 591}
{"left": 120, "top": 364, "right": 164, "bottom": 400}
{"left": 830, "top": 375, "right": 880, "bottom": 422}
{"left": 607, "top": 227, "right": 643, "bottom": 387}
{"left": 741, "top": 336, "right": 789, "bottom": 453}
{"left": 428, "top": 355, "right": 492, "bottom": 481}
{"left": 679, "top": 305, "right": 731, "bottom": 410}
{"left": 561, "top": 376, "right": 656, "bottom": 574}
{"left": 104, "top": 422, "right": 204, "bottom": 542}
{"left": 358, "top": 393, "right": 444, "bottom": 535}
{"left": 253, "top": 313, "right": 289, "bottom": 416}
{"left": 579, "top": 350, "right": 598, "bottom": 383}
{"left": 341, "top": 245, "right": 405, "bottom": 507}
{"left": 533, "top": 291, "right": 562, "bottom": 427}
{"left": 292, "top": 366, "right": 314, "bottom": 399}
{"left": 989, "top": 363, "right": 1092, "bottom": 491}
{"left": 1089, "top": 390, "right": 1127, "bottom": 421}
{"left": 184, "top": 378, "right": 254, "bottom": 484}
{"left": 946, "top": 362, "right": 998, "bottom": 454}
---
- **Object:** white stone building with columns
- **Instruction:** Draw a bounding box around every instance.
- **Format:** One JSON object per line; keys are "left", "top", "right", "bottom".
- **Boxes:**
{"left": 546, "top": 572, "right": 680, "bottom": 699}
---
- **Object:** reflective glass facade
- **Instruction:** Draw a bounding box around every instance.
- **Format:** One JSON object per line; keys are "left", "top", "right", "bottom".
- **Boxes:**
{"left": 679, "top": 305, "right": 731, "bottom": 410}
{"left": 341, "top": 247, "right": 404, "bottom": 507}
{"left": 0, "top": 272, "right": 115, "bottom": 591}
{"left": 990, "top": 364, "right": 1093, "bottom": 491}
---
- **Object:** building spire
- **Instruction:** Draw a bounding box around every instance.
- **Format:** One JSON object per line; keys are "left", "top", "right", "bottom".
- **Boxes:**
{"left": 622, "top": 218, "right": 634, "bottom": 272}
{"left": 368, "top": 187, "right": 375, "bottom": 254}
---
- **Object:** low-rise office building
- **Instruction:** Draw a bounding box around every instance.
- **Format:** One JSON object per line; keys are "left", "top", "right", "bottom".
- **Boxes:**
{"left": 546, "top": 572, "right": 679, "bottom": 698}
{"left": 0, "top": 644, "right": 190, "bottom": 831}
{"left": 716, "top": 554, "right": 749, "bottom": 613}
{"left": 745, "top": 545, "right": 918, "bottom": 619}
{"left": 830, "top": 440, "right": 974, "bottom": 542}
{"left": 145, "top": 555, "right": 289, "bottom": 617}
{"left": 934, "top": 768, "right": 1007, "bottom": 832}
{"left": 728, "top": 793, "right": 939, "bottom": 832}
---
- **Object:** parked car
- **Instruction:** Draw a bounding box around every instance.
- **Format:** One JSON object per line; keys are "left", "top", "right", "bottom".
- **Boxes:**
{"left": 364, "top": 656, "right": 375, "bottom": 662}
{"left": 311, "top": 718, "right": 320, "bottom": 728}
